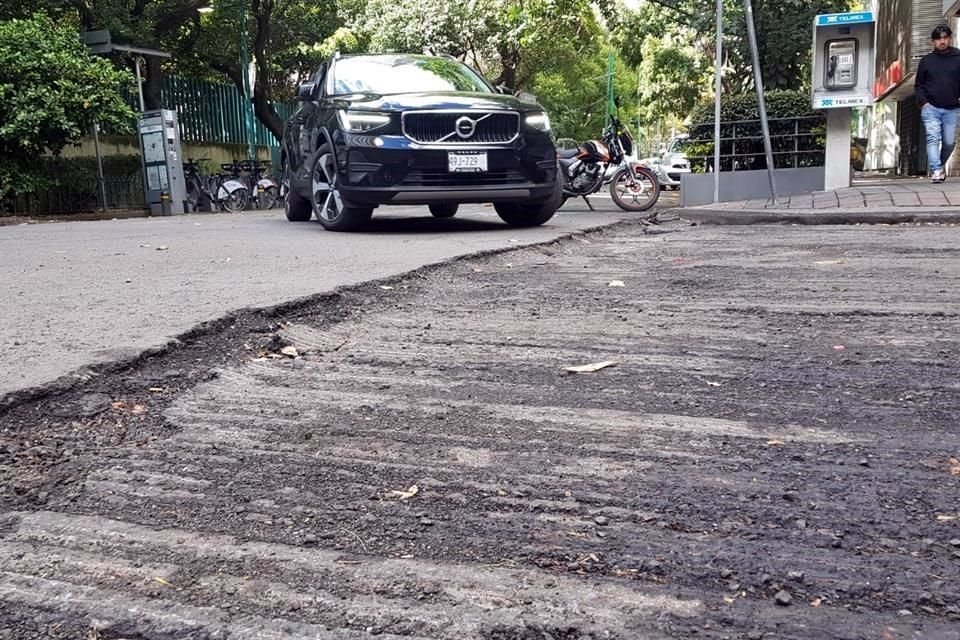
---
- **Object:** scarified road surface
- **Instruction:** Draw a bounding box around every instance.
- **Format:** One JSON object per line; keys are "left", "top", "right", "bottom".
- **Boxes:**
{"left": 2, "top": 221, "right": 960, "bottom": 639}
{"left": 0, "top": 201, "right": 643, "bottom": 399}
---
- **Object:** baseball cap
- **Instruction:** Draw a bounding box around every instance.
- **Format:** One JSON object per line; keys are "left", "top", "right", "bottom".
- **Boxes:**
{"left": 932, "top": 25, "right": 952, "bottom": 39}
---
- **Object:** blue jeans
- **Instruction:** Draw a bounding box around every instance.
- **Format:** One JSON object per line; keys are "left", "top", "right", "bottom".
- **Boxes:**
{"left": 921, "top": 104, "right": 959, "bottom": 173}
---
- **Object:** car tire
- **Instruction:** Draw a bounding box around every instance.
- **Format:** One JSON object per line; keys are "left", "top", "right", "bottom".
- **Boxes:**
{"left": 311, "top": 144, "right": 373, "bottom": 232}
{"left": 493, "top": 174, "right": 561, "bottom": 227}
{"left": 428, "top": 203, "right": 458, "bottom": 218}
{"left": 283, "top": 159, "right": 312, "bottom": 222}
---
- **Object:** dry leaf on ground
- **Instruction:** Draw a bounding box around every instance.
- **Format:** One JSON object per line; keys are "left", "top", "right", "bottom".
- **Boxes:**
{"left": 387, "top": 485, "right": 419, "bottom": 500}
{"left": 563, "top": 361, "right": 617, "bottom": 374}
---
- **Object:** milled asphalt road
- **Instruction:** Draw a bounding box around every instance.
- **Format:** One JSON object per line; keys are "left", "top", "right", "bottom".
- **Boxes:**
{"left": 0, "top": 198, "right": 664, "bottom": 400}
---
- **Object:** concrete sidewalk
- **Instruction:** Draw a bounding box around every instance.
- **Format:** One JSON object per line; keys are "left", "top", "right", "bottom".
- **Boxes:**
{"left": 673, "top": 175, "right": 960, "bottom": 224}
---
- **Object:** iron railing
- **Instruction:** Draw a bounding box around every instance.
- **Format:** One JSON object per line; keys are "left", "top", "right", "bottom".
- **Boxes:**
{"left": 2, "top": 176, "right": 144, "bottom": 217}
{"left": 684, "top": 115, "right": 826, "bottom": 172}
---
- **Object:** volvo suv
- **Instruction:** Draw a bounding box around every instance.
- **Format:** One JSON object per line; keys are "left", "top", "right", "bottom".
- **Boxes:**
{"left": 281, "top": 53, "right": 561, "bottom": 231}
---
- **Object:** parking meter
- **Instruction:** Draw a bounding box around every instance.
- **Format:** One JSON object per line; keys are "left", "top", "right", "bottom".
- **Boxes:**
{"left": 138, "top": 109, "right": 187, "bottom": 215}
{"left": 811, "top": 12, "right": 876, "bottom": 109}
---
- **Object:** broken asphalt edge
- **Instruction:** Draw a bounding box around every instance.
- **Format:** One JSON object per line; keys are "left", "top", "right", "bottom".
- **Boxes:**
{"left": 0, "top": 218, "right": 639, "bottom": 415}
{"left": 668, "top": 206, "right": 960, "bottom": 226}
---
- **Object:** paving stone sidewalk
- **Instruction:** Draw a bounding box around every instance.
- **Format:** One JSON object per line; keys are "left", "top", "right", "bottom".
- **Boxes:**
{"left": 673, "top": 177, "right": 960, "bottom": 225}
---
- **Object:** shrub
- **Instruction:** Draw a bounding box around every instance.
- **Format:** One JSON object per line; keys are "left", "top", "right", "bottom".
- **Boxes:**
{"left": 684, "top": 90, "right": 825, "bottom": 172}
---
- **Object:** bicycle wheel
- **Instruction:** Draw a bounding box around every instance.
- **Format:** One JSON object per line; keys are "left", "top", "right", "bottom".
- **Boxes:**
{"left": 221, "top": 187, "right": 249, "bottom": 213}
{"left": 609, "top": 166, "right": 659, "bottom": 214}
{"left": 186, "top": 181, "right": 201, "bottom": 212}
{"left": 260, "top": 186, "right": 279, "bottom": 210}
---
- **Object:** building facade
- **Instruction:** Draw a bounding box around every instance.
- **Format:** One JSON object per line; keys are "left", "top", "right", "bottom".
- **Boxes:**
{"left": 873, "top": 0, "right": 959, "bottom": 174}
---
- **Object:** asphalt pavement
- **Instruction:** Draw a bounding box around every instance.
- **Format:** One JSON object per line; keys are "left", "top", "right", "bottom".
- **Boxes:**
{"left": 673, "top": 174, "right": 960, "bottom": 225}
{"left": 0, "top": 199, "right": 655, "bottom": 403}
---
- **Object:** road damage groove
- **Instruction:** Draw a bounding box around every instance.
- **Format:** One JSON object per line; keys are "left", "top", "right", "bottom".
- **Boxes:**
{"left": 2, "top": 222, "right": 960, "bottom": 639}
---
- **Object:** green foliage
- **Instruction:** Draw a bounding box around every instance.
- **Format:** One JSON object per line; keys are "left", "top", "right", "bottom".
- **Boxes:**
{"left": 635, "top": 32, "right": 709, "bottom": 123}
{"left": 0, "top": 13, "right": 135, "bottom": 198}
{"left": 297, "top": 27, "right": 361, "bottom": 70}
{"left": 719, "top": 0, "right": 856, "bottom": 92}
{"left": 685, "top": 90, "right": 825, "bottom": 172}
{"left": 41, "top": 154, "right": 143, "bottom": 182}
{"left": 351, "top": 0, "right": 637, "bottom": 142}
{"left": 688, "top": 90, "right": 823, "bottom": 125}
{"left": 609, "top": 0, "right": 855, "bottom": 124}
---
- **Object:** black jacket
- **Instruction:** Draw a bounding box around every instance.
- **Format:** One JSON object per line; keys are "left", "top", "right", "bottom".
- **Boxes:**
{"left": 916, "top": 47, "right": 960, "bottom": 109}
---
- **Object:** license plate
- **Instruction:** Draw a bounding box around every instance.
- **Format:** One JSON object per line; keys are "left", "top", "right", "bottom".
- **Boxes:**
{"left": 448, "top": 151, "right": 487, "bottom": 173}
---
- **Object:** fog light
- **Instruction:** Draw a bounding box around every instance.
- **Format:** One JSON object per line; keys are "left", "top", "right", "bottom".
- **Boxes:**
{"left": 374, "top": 137, "right": 384, "bottom": 147}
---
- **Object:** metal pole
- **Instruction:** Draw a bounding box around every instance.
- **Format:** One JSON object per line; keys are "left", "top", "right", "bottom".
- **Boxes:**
{"left": 239, "top": 4, "right": 256, "bottom": 162}
{"left": 134, "top": 57, "right": 145, "bottom": 112}
{"left": 92, "top": 122, "right": 107, "bottom": 211}
{"left": 713, "top": 0, "right": 723, "bottom": 203}
{"left": 743, "top": 0, "right": 778, "bottom": 201}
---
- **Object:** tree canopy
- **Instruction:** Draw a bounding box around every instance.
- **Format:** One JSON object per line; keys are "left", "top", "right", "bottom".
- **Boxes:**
{"left": 1, "top": 0, "right": 855, "bottom": 151}
{"left": 0, "top": 12, "right": 134, "bottom": 198}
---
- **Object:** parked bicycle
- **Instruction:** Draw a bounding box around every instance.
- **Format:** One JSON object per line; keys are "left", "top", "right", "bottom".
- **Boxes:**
{"left": 240, "top": 159, "right": 280, "bottom": 209}
{"left": 183, "top": 159, "right": 249, "bottom": 213}
{"left": 216, "top": 161, "right": 252, "bottom": 212}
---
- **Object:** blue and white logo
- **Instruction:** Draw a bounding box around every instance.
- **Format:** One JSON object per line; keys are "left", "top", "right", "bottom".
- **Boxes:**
{"left": 816, "top": 12, "right": 874, "bottom": 27}
{"left": 814, "top": 94, "right": 872, "bottom": 109}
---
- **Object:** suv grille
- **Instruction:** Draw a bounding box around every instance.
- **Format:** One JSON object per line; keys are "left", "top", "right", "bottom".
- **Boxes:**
{"left": 402, "top": 111, "right": 520, "bottom": 144}
{"left": 400, "top": 169, "right": 528, "bottom": 187}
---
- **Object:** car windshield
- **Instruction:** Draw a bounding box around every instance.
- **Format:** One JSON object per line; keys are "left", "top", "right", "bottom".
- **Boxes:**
{"left": 668, "top": 137, "right": 691, "bottom": 154}
{"left": 331, "top": 55, "right": 494, "bottom": 95}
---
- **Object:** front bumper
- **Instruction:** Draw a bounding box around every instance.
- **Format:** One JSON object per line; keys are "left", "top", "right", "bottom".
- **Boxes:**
{"left": 658, "top": 165, "right": 691, "bottom": 187}
{"left": 334, "top": 132, "right": 558, "bottom": 205}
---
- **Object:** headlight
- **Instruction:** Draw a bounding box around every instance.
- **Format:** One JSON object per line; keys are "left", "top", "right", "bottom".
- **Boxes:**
{"left": 525, "top": 111, "right": 551, "bottom": 132}
{"left": 337, "top": 110, "right": 391, "bottom": 132}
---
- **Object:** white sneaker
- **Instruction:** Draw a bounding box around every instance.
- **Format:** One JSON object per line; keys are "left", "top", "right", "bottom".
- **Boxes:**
{"left": 932, "top": 169, "right": 945, "bottom": 183}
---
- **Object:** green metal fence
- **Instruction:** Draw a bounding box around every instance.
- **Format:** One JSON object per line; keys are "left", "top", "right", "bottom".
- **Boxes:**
{"left": 161, "top": 76, "right": 294, "bottom": 147}
{"left": 3, "top": 75, "right": 293, "bottom": 216}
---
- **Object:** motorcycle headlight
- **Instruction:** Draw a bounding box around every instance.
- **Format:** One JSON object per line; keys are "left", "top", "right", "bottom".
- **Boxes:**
{"left": 525, "top": 111, "right": 551, "bottom": 132}
{"left": 337, "top": 110, "right": 391, "bottom": 132}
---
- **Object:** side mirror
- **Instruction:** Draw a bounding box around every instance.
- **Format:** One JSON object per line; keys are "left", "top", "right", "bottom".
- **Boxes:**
{"left": 296, "top": 82, "right": 316, "bottom": 101}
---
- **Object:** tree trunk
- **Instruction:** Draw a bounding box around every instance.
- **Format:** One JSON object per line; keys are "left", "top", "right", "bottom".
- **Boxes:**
{"left": 252, "top": 89, "right": 283, "bottom": 143}
{"left": 251, "top": 0, "right": 283, "bottom": 143}
{"left": 144, "top": 56, "right": 163, "bottom": 111}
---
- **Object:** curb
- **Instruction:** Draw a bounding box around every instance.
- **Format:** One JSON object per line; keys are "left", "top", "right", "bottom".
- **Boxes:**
{"left": 667, "top": 207, "right": 960, "bottom": 226}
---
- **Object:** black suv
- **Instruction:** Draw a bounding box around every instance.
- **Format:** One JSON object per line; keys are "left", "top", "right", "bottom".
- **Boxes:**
{"left": 281, "top": 53, "right": 561, "bottom": 231}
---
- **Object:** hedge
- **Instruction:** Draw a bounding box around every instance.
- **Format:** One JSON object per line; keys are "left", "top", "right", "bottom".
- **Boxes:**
{"left": 685, "top": 90, "right": 825, "bottom": 172}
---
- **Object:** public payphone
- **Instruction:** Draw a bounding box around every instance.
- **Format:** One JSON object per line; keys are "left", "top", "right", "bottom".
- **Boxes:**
{"left": 811, "top": 12, "right": 876, "bottom": 109}
{"left": 138, "top": 109, "right": 187, "bottom": 215}
{"left": 824, "top": 39, "right": 859, "bottom": 90}
{"left": 811, "top": 12, "right": 876, "bottom": 191}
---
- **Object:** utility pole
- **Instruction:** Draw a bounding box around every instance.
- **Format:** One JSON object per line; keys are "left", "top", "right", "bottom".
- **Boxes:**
{"left": 606, "top": 52, "right": 615, "bottom": 125}
{"left": 713, "top": 0, "right": 723, "bottom": 203}
{"left": 238, "top": 4, "right": 256, "bottom": 162}
{"left": 743, "top": 0, "right": 778, "bottom": 202}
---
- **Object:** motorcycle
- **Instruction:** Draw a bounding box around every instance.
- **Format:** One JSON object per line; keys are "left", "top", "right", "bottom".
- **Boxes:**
{"left": 558, "top": 115, "right": 660, "bottom": 213}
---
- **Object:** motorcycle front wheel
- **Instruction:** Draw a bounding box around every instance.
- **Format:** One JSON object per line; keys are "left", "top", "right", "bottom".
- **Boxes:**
{"left": 610, "top": 166, "right": 659, "bottom": 214}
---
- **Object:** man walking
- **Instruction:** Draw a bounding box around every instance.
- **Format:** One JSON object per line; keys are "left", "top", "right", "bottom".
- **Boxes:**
{"left": 916, "top": 25, "right": 960, "bottom": 183}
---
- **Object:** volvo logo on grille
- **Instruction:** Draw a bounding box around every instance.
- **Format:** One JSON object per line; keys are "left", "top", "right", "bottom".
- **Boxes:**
{"left": 454, "top": 116, "right": 477, "bottom": 139}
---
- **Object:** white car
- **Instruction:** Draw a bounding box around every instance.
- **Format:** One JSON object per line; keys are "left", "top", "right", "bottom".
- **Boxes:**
{"left": 642, "top": 135, "right": 691, "bottom": 190}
